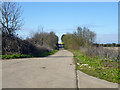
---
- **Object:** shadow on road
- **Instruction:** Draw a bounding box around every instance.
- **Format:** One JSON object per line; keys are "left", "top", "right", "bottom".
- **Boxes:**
{"left": 48, "top": 56, "right": 73, "bottom": 58}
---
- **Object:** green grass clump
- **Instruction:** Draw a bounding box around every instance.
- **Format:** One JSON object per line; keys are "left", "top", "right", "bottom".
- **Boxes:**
{"left": 2, "top": 50, "right": 58, "bottom": 59}
{"left": 72, "top": 50, "right": 120, "bottom": 84}
{"left": 2, "top": 54, "right": 32, "bottom": 59}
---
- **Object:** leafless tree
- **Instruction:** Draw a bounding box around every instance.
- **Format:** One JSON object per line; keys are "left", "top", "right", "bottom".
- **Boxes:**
{"left": 0, "top": 2, "right": 23, "bottom": 35}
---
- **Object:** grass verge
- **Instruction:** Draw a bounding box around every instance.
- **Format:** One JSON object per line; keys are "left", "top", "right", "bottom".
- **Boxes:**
{"left": 71, "top": 50, "right": 120, "bottom": 84}
{"left": 2, "top": 50, "right": 58, "bottom": 59}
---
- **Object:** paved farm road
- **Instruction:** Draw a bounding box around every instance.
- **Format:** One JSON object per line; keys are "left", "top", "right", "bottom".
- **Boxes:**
{"left": 2, "top": 50, "right": 76, "bottom": 88}
{"left": 2, "top": 50, "right": 118, "bottom": 88}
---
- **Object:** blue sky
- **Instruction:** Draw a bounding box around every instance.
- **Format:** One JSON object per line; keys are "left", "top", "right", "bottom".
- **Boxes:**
{"left": 16, "top": 2, "right": 118, "bottom": 43}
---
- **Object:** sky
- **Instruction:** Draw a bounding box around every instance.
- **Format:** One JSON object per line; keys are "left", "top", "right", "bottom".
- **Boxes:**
{"left": 16, "top": 2, "right": 118, "bottom": 43}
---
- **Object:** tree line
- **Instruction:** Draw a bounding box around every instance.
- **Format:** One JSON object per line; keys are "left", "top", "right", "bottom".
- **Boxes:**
{"left": 93, "top": 43, "right": 120, "bottom": 47}
{"left": 26, "top": 31, "right": 58, "bottom": 50}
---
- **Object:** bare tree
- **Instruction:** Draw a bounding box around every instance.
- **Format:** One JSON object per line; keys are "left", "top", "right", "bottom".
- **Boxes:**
{"left": 0, "top": 2, "right": 23, "bottom": 35}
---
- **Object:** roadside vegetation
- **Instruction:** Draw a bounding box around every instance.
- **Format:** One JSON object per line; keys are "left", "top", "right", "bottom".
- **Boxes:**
{"left": 2, "top": 50, "right": 58, "bottom": 59}
{"left": 1, "top": 2, "right": 58, "bottom": 59}
{"left": 61, "top": 26, "right": 119, "bottom": 83}
{"left": 73, "top": 50, "right": 119, "bottom": 83}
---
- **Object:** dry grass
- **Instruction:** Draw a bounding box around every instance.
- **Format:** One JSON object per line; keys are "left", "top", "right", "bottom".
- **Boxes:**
{"left": 84, "top": 46, "right": 118, "bottom": 59}
{"left": 103, "top": 47, "right": 119, "bottom": 52}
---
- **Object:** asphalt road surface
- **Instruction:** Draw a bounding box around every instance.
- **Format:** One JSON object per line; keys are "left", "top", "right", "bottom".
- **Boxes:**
{"left": 2, "top": 50, "right": 118, "bottom": 88}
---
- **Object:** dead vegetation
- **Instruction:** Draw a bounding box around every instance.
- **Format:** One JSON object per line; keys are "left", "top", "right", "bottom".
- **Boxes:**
{"left": 84, "top": 46, "right": 118, "bottom": 60}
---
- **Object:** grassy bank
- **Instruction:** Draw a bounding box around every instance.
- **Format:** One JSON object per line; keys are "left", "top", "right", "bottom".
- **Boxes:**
{"left": 72, "top": 50, "right": 119, "bottom": 84}
{"left": 2, "top": 50, "right": 58, "bottom": 59}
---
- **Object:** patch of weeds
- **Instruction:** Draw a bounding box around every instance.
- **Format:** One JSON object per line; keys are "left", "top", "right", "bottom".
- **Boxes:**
{"left": 2, "top": 50, "right": 58, "bottom": 59}
{"left": 2, "top": 54, "right": 33, "bottom": 59}
{"left": 72, "top": 50, "right": 119, "bottom": 84}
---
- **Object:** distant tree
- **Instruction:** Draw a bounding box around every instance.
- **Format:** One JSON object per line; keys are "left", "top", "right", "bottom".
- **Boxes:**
{"left": 0, "top": 2, "right": 23, "bottom": 35}
{"left": 61, "top": 26, "right": 96, "bottom": 50}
